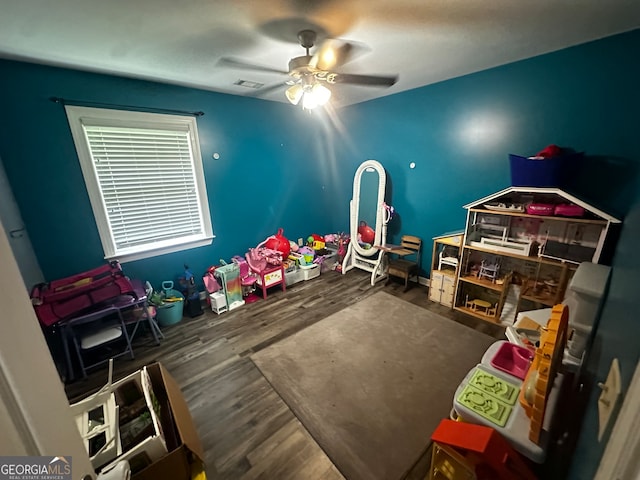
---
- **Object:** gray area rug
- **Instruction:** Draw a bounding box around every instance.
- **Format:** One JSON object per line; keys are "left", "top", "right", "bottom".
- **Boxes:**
{"left": 251, "top": 291, "right": 495, "bottom": 480}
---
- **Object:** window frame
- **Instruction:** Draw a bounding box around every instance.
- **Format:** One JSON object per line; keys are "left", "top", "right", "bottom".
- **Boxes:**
{"left": 65, "top": 106, "right": 214, "bottom": 263}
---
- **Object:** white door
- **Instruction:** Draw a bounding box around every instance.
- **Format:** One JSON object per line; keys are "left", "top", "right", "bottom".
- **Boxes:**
{"left": 0, "top": 221, "right": 94, "bottom": 479}
{"left": 0, "top": 157, "right": 44, "bottom": 290}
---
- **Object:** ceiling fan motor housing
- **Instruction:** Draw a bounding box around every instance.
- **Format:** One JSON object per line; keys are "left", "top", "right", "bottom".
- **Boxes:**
{"left": 288, "top": 55, "right": 314, "bottom": 77}
{"left": 297, "top": 29, "right": 317, "bottom": 50}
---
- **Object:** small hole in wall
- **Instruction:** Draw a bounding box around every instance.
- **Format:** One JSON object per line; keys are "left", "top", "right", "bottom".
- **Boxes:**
{"left": 212, "top": 153, "right": 220, "bottom": 160}
{"left": 409, "top": 162, "right": 416, "bottom": 169}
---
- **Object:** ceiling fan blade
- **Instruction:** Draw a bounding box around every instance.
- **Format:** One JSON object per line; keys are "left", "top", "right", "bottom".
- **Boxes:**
{"left": 248, "top": 81, "right": 289, "bottom": 97}
{"left": 324, "top": 72, "right": 398, "bottom": 87}
{"left": 309, "top": 39, "right": 354, "bottom": 71}
{"left": 217, "top": 57, "right": 288, "bottom": 76}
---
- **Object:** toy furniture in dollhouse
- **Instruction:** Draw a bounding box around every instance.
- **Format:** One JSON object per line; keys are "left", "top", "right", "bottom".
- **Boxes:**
{"left": 466, "top": 298, "right": 496, "bottom": 316}
{"left": 386, "top": 235, "right": 422, "bottom": 291}
{"left": 478, "top": 258, "right": 500, "bottom": 282}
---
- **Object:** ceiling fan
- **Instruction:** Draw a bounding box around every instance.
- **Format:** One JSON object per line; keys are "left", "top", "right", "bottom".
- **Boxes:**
{"left": 218, "top": 29, "right": 398, "bottom": 109}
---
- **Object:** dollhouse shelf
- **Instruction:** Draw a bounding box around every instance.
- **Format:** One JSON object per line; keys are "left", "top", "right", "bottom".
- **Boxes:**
{"left": 468, "top": 208, "right": 609, "bottom": 225}
{"left": 464, "top": 244, "right": 572, "bottom": 266}
{"left": 454, "top": 187, "right": 620, "bottom": 326}
{"left": 454, "top": 305, "right": 502, "bottom": 323}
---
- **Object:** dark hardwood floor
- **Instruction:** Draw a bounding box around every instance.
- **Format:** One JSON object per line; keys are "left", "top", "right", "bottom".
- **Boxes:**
{"left": 65, "top": 270, "right": 506, "bottom": 480}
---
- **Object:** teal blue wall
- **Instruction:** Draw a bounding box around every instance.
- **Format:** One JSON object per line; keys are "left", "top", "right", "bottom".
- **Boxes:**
{"left": 0, "top": 60, "right": 350, "bottom": 288}
{"left": 0, "top": 27, "right": 638, "bottom": 479}
{"left": 563, "top": 30, "right": 640, "bottom": 480}
{"left": 339, "top": 29, "right": 639, "bottom": 479}
{"left": 340, "top": 30, "right": 638, "bottom": 275}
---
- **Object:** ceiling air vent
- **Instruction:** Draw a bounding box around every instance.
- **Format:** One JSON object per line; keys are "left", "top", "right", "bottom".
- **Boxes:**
{"left": 234, "top": 79, "right": 264, "bottom": 89}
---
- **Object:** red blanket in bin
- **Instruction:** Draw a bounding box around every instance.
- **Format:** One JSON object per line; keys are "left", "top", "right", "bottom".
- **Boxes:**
{"left": 30, "top": 261, "right": 136, "bottom": 327}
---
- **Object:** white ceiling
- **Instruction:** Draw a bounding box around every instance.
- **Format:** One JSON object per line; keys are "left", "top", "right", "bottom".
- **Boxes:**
{"left": 1, "top": 0, "right": 638, "bottom": 107}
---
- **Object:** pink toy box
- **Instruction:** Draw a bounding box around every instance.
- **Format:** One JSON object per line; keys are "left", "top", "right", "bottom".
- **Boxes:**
{"left": 526, "top": 203, "right": 555, "bottom": 216}
{"left": 554, "top": 204, "right": 585, "bottom": 217}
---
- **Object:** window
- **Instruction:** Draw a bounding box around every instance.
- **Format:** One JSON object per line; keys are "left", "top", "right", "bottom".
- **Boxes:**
{"left": 65, "top": 106, "right": 213, "bottom": 262}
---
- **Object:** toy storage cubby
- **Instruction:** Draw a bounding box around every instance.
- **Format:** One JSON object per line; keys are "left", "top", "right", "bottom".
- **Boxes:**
{"left": 429, "top": 233, "right": 463, "bottom": 307}
{"left": 454, "top": 187, "right": 620, "bottom": 325}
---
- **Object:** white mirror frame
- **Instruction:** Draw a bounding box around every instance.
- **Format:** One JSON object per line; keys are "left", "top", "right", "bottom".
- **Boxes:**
{"left": 341, "top": 159, "right": 388, "bottom": 285}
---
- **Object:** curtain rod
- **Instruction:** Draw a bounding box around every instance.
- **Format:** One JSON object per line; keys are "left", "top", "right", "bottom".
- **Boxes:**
{"left": 49, "top": 97, "right": 204, "bottom": 117}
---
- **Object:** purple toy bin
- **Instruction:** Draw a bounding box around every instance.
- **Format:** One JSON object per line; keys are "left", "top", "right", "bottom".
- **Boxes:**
{"left": 490, "top": 342, "right": 534, "bottom": 380}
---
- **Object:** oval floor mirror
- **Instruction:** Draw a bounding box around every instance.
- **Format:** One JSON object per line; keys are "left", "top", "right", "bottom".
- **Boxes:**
{"left": 341, "top": 159, "right": 389, "bottom": 285}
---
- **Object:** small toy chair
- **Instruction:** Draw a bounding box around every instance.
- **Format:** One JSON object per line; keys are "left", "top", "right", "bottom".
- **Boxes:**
{"left": 232, "top": 255, "right": 260, "bottom": 303}
{"left": 386, "top": 235, "right": 422, "bottom": 291}
{"left": 438, "top": 247, "right": 459, "bottom": 272}
{"left": 478, "top": 258, "right": 500, "bottom": 283}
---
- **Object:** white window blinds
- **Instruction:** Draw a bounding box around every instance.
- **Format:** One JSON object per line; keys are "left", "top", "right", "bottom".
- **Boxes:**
{"left": 65, "top": 106, "right": 213, "bottom": 262}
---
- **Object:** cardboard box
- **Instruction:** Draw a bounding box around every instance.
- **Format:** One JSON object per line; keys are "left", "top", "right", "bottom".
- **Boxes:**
{"left": 71, "top": 362, "right": 205, "bottom": 480}
{"left": 131, "top": 363, "right": 205, "bottom": 480}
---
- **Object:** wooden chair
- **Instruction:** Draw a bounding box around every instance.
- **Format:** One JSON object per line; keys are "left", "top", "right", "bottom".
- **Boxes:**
{"left": 386, "top": 235, "right": 422, "bottom": 291}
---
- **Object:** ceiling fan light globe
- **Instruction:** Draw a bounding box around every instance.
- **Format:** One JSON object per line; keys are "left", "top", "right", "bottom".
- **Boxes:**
{"left": 285, "top": 84, "right": 303, "bottom": 105}
{"left": 312, "top": 83, "right": 332, "bottom": 106}
{"left": 302, "top": 92, "right": 319, "bottom": 110}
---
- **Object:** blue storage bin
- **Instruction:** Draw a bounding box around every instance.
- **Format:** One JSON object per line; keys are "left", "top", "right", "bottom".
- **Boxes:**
{"left": 156, "top": 281, "right": 184, "bottom": 326}
{"left": 509, "top": 152, "right": 582, "bottom": 188}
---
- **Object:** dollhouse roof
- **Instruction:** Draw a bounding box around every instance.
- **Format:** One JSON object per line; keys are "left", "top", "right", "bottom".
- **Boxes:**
{"left": 463, "top": 187, "right": 621, "bottom": 223}
{"left": 432, "top": 230, "right": 464, "bottom": 241}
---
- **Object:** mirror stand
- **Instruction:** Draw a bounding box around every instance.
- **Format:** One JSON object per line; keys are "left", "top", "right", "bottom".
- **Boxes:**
{"left": 341, "top": 160, "right": 389, "bottom": 286}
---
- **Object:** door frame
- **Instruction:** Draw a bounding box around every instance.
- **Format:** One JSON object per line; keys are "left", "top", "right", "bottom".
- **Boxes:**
{"left": 0, "top": 221, "right": 94, "bottom": 478}
{"left": 595, "top": 359, "right": 640, "bottom": 479}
